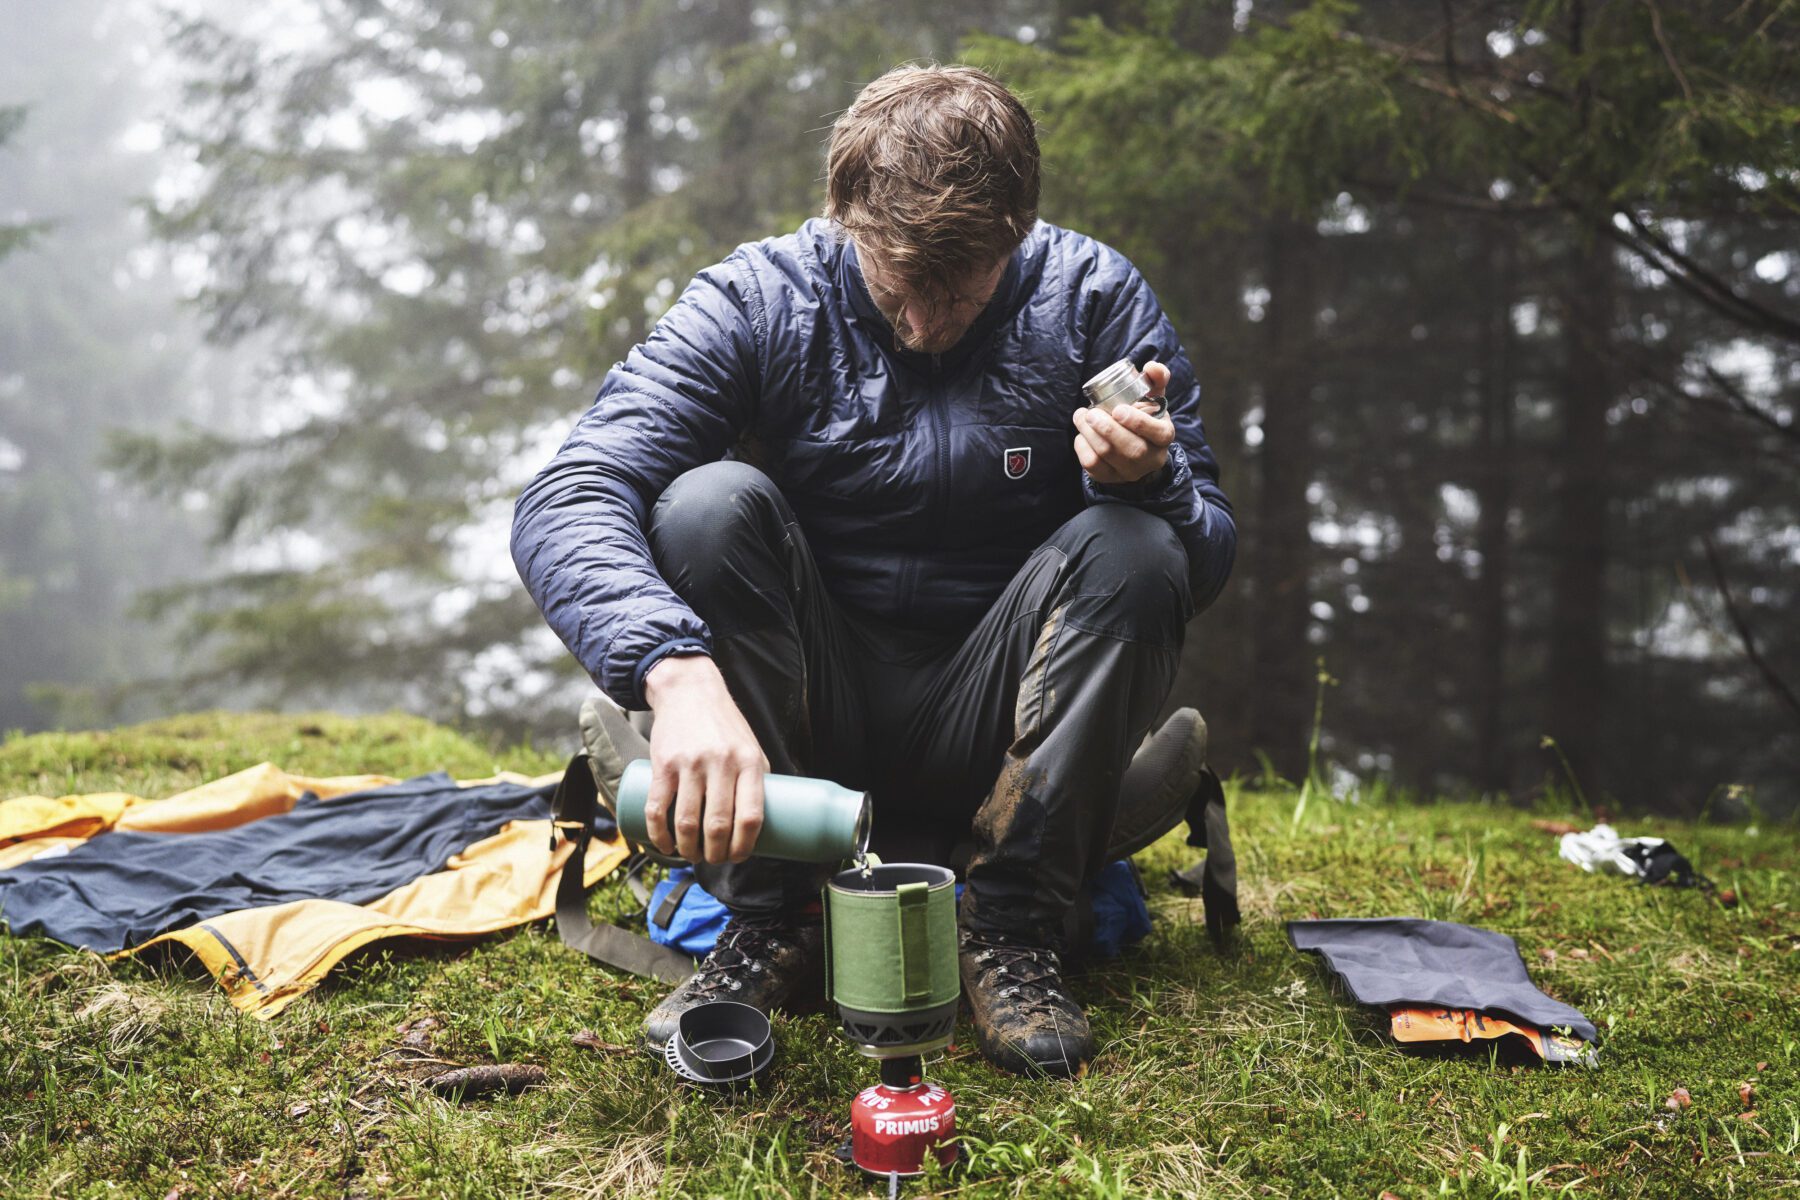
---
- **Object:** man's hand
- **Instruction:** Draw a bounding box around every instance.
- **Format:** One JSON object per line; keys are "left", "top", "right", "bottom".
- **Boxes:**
{"left": 1072, "top": 360, "right": 1176, "bottom": 485}
{"left": 642, "top": 654, "right": 769, "bottom": 865}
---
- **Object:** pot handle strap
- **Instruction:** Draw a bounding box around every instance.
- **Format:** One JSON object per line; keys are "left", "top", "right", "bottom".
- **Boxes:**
{"left": 896, "top": 881, "right": 932, "bottom": 1004}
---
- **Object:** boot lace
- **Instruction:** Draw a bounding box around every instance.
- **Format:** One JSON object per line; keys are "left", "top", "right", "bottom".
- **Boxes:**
{"left": 688, "top": 915, "right": 806, "bottom": 999}
{"left": 967, "top": 934, "right": 1072, "bottom": 1016}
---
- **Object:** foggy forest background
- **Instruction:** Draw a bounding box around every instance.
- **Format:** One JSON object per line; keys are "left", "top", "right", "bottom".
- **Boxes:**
{"left": 1, "top": 0, "right": 1795, "bottom": 816}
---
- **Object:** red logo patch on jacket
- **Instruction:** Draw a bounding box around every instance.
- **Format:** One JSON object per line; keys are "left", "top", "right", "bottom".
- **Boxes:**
{"left": 1004, "top": 447, "right": 1031, "bottom": 479}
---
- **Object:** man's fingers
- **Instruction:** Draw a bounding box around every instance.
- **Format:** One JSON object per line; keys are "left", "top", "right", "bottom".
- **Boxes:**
{"left": 1141, "top": 360, "right": 1170, "bottom": 397}
{"left": 1074, "top": 411, "right": 1135, "bottom": 483}
{"left": 1114, "top": 403, "right": 1177, "bottom": 447}
{"left": 1074, "top": 433, "right": 1127, "bottom": 484}
{"left": 1072, "top": 430, "right": 1099, "bottom": 472}
{"left": 1086, "top": 406, "right": 1151, "bottom": 459}
{"left": 701, "top": 761, "right": 735, "bottom": 864}
{"left": 644, "top": 763, "right": 678, "bottom": 855}
{"left": 1073, "top": 407, "right": 1112, "bottom": 460}
{"left": 728, "top": 767, "right": 765, "bottom": 863}
{"left": 671, "top": 766, "right": 704, "bottom": 861}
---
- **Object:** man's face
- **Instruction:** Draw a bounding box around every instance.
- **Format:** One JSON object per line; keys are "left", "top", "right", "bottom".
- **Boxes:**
{"left": 855, "top": 242, "right": 1008, "bottom": 355}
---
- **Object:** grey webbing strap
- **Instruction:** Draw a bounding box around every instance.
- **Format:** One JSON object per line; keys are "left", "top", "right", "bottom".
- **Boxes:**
{"left": 552, "top": 754, "right": 696, "bottom": 984}
{"left": 652, "top": 878, "right": 694, "bottom": 930}
{"left": 1172, "top": 766, "right": 1240, "bottom": 949}
{"left": 625, "top": 856, "right": 657, "bottom": 908}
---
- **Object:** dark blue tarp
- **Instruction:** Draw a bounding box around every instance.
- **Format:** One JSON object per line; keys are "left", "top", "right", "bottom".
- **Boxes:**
{"left": 1289, "top": 917, "right": 1597, "bottom": 1041}
{"left": 0, "top": 773, "right": 597, "bottom": 952}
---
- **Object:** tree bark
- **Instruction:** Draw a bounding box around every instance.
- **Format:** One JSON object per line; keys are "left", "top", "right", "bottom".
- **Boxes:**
{"left": 616, "top": 0, "right": 654, "bottom": 348}
{"left": 1473, "top": 220, "right": 1517, "bottom": 794}
{"left": 697, "top": 0, "right": 757, "bottom": 241}
{"left": 1545, "top": 232, "right": 1612, "bottom": 793}
{"left": 1246, "top": 219, "right": 1319, "bottom": 781}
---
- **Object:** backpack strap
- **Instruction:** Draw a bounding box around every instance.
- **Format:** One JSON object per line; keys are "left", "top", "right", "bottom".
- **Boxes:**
{"left": 651, "top": 876, "right": 696, "bottom": 930}
{"left": 550, "top": 754, "right": 696, "bottom": 984}
{"left": 1169, "top": 766, "right": 1240, "bottom": 949}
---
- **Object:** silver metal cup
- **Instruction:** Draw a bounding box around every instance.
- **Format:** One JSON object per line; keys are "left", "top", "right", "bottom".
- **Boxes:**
{"left": 1083, "top": 359, "right": 1166, "bottom": 418}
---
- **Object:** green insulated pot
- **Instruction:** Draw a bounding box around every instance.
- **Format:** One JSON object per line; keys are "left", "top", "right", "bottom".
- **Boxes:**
{"left": 825, "top": 862, "right": 960, "bottom": 1057}
{"left": 615, "top": 758, "right": 872, "bottom": 864}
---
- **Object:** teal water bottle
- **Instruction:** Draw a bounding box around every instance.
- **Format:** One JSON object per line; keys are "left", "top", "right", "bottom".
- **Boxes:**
{"left": 615, "top": 758, "right": 872, "bottom": 863}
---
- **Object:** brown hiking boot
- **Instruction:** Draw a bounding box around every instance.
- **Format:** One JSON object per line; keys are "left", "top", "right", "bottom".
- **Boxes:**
{"left": 959, "top": 925, "right": 1095, "bottom": 1078}
{"left": 641, "top": 913, "right": 824, "bottom": 1052}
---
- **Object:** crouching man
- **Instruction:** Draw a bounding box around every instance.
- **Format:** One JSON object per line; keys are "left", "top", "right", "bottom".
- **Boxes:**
{"left": 512, "top": 63, "right": 1235, "bottom": 1077}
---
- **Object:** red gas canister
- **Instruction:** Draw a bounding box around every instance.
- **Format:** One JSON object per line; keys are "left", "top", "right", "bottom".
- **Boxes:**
{"left": 850, "top": 1073, "right": 958, "bottom": 1176}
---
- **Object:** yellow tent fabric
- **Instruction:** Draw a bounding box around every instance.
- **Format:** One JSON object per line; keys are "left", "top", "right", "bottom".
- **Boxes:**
{"left": 1, "top": 763, "right": 396, "bottom": 851}
{"left": 0, "top": 763, "right": 629, "bottom": 1017}
{"left": 0, "top": 792, "right": 138, "bottom": 851}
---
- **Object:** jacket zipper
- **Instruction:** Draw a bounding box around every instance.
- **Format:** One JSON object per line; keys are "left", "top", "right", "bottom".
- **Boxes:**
{"left": 929, "top": 354, "right": 949, "bottom": 540}
{"left": 924, "top": 355, "right": 951, "bottom": 614}
{"left": 898, "top": 352, "right": 946, "bottom": 619}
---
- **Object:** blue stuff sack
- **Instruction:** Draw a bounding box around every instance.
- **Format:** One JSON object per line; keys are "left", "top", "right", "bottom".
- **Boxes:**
{"left": 1088, "top": 860, "right": 1154, "bottom": 958}
{"left": 647, "top": 860, "right": 1152, "bottom": 959}
{"left": 645, "top": 867, "right": 731, "bottom": 957}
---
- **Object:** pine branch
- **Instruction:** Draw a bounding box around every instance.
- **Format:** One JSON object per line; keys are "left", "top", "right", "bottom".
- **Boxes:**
{"left": 1257, "top": 4, "right": 1800, "bottom": 344}
{"left": 1610, "top": 207, "right": 1800, "bottom": 343}
{"left": 1697, "top": 364, "right": 1800, "bottom": 448}
{"left": 1640, "top": 0, "right": 1695, "bottom": 103}
{"left": 1341, "top": 173, "right": 1557, "bottom": 215}
{"left": 1698, "top": 534, "right": 1800, "bottom": 731}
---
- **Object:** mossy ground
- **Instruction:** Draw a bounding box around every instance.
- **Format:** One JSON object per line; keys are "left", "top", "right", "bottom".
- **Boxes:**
{"left": 1, "top": 712, "right": 1795, "bottom": 1198}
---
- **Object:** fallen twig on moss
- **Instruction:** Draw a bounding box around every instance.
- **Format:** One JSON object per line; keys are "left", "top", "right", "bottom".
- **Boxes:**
{"left": 424, "top": 1064, "right": 547, "bottom": 1100}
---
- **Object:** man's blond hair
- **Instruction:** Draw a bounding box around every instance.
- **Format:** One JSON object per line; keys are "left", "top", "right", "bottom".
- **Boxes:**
{"left": 824, "top": 64, "right": 1040, "bottom": 314}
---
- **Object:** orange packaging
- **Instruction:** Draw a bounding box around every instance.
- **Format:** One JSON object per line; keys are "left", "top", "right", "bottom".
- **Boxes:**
{"left": 1389, "top": 1006, "right": 1596, "bottom": 1066}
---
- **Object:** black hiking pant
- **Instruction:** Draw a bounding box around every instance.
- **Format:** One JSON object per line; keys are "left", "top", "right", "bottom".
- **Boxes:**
{"left": 646, "top": 460, "right": 1194, "bottom": 939}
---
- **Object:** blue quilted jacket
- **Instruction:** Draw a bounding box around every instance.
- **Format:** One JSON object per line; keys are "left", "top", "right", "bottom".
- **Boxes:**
{"left": 513, "top": 218, "right": 1236, "bottom": 711}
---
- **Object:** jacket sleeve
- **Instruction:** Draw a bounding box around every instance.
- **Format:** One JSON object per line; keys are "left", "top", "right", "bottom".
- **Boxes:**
{"left": 511, "top": 253, "right": 763, "bottom": 710}
{"left": 1080, "top": 256, "right": 1237, "bottom": 613}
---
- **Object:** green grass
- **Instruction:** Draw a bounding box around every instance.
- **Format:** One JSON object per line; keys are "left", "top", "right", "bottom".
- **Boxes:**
{"left": 2, "top": 712, "right": 1796, "bottom": 1198}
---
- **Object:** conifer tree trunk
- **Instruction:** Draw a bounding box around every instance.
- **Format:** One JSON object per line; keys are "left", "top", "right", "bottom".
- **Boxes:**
{"left": 617, "top": 0, "right": 654, "bottom": 348}
{"left": 1474, "top": 222, "right": 1516, "bottom": 794}
{"left": 1545, "top": 1, "right": 1612, "bottom": 795}
{"left": 1546, "top": 233, "right": 1612, "bottom": 791}
{"left": 1172, "top": 242, "right": 1255, "bottom": 764}
{"left": 699, "top": 0, "right": 756, "bottom": 240}
{"left": 1247, "top": 219, "right": 1318, "bottom": 780}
